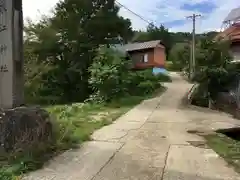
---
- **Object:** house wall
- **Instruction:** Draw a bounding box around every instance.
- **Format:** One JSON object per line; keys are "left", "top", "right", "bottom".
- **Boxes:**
{"left": 129, "top": 49, "right": 154, "bottom": 69}
{"left": 230, "top": 42, "right": 240, "bottom": 62}
{"left": 154, "top": 46, "right": 166, "bottom": 67}
{"left": 129, "top": 47, "right": 165, "bottom": 69}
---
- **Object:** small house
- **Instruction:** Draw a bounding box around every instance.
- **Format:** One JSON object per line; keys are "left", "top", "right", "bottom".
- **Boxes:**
{"left": 113, "top": 40, "right": 166, "bottom": 72}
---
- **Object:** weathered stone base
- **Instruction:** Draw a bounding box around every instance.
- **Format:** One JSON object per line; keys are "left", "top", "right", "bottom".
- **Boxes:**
{"left": 0, "top": 106, "right": 53, "bottom": 153}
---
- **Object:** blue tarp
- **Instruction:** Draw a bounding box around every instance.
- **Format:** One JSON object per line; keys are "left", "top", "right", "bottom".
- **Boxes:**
{"left": 152, "top": 67, "right": 168, "bottom": 75}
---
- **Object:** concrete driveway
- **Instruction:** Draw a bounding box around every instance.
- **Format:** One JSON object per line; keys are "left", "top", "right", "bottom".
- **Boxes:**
{"left": 25, "top": 72, "right": 240, "bottom": 180}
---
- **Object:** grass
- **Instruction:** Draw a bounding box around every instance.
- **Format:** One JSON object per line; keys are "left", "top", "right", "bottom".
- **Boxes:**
{"left": 0, "top": 92, "right": 163, "bottom": 180}
{"left": 204, "top": 133, "right": 240, "bottom": 173}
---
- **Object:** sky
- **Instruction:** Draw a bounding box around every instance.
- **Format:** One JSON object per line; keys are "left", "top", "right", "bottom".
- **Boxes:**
{"left": 22, "top": 0, "right": 240, "bottom": 33}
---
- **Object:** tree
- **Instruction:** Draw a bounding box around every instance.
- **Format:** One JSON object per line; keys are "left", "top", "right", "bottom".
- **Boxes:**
{"left": 168, "top": 42, "right": 190, "bottom": 71}
{"left": 196, "top": 38, "right": 231, "bottom": 68}
{"left": 132, "top": 31, "right": 149, "bottom": 42}
{"left": 132, "top": 24, "right": 172, "bottom": 57}
{"left": 169, "top": 32, "right": 192, "bottom": 43}
{"left": 24, "top": 0, "right": 133, "bottom": 104}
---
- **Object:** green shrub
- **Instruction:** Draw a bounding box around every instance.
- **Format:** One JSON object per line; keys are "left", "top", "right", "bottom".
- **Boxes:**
{"left": 88, "top": 46, "right": 128, "bottom": 102}
{"left": 165, "top": 61, "right": 183, "bottom": 72}
{"left": 88, "top": 46, "right": 162, "bottom": 102}
{"left": 191, "top": 83, "right": 209, "bottom": 107}
{"left": 156, "top": 73, "right": 172, "bottom": 82}
{"left": 132, "top": 70, "right": 161, "bottom": 94}
{"left": 0, "top": 169, "right": 17, "bottom": 180}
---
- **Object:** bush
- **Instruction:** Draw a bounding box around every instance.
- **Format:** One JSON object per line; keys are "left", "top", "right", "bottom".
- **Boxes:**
{"left": 88, "top": 46, "right": 162, "bottom": 102}
{"left": 88, "top": 47, "right": 128, "bottom": 102}
{"left": 166, "top": 61, "right": 183, "bottom": 72}
{"left": 168, "top": 42, "right": 190, "bottom": 72}
{"left": 191, "top": 83, "right": 209, "bottom": 107}
{"left": 156, "top": 73, "right": 172, "bottom": 82}
{"left": 131, "top": 70, "right": 160, "bottom": 95}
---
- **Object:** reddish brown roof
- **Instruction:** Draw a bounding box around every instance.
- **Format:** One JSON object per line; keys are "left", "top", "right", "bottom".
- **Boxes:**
{"left": 216, "top": 23, "right": 240, "bottom": 41}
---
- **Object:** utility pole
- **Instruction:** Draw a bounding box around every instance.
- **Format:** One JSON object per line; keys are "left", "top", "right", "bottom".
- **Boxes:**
{"left": 187, "top": 14, "right": 201, "bottom": 80}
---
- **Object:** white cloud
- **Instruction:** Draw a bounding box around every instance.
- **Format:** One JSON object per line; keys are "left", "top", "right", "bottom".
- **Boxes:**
{"left": 23, "top": 0, "right": 59, "bottom": 22}
{"left": 118, "top": 0, "right": 240, "bottom": 32}
{"left": 171, "top": 0, "right": 240, "bottom": 32}
{"left": 22, "top": 0, "right": 240, "bottom": 33}
{"left": 118, "top": 0, "right": 206, "bottom": 31}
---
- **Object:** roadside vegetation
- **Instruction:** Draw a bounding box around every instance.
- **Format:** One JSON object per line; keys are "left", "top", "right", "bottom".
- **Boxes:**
{"left": 169, "top": 33, "right": 238, "bottom": 109}
{"left": 204, "top": 133, "right": 240, "bottom": 173}
{"left": 0, "top": 94, "right": 162, "bottom": 180}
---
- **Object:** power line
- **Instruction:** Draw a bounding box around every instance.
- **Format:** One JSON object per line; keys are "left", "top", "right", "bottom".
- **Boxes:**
{"left": 115, "top": 0, "right": 158, "bottom": 27}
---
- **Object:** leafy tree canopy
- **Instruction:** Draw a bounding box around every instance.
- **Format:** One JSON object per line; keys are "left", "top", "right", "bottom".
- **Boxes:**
{"left": 24, "top": 0, "right": 134, "bottom": 104}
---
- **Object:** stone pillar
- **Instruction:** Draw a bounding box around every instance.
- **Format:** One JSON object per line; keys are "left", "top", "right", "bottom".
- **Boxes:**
{"left": 0, "top": 0, "right": 24, "bottom": 109}
{"left": 13, "top": 0, "right": 24, "bottom": 107}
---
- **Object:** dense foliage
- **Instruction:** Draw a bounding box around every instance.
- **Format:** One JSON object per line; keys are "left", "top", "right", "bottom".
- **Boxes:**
{"left": 88, "top": 46, "right": 161, "bottom": 102}
{"left": 168, "top": 42, "right": 190, "bottom": 71}
{"left": 24, "top": 0, "right": 133, "bottom": 104}
{"left": 133, "top": 24, "right": 172, "bottom": 56}
{"left": 168, "top": 34, "right": 232, "bottom": 79}
{"left": 133, "top": 25, "right": 218, "bottom": 59}
{"left": 167, "top": 31, "right": 234, "bottom": 106}
{"left": 192, "top": 39, "right": 232, "bottom": 95}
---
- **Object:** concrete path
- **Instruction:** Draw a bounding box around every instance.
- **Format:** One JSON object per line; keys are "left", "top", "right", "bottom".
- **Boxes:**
{"left": 24, "top": 73, "right": 240, "bottom": 180}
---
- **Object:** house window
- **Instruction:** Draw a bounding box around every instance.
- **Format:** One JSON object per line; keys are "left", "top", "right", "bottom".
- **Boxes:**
{"left": 143, "top": 54, "right": 148, "bottom": 63}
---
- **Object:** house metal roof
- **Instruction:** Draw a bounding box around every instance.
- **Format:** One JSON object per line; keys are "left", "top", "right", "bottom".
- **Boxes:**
{"left": 124, "top": 40, "right": 164, "bottom": 52}
{"left": 224, "top": 7, "right": 240, "bottom": 22}
{"left": 111, "top": 40, "right": 164, "bottom": 54}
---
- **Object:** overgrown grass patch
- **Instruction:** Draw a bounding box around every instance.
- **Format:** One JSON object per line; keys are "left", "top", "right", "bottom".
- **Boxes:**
{"left": 204, "top": 133, "right": 240, "bottom": 173}
{"left": 0, "top": 92, "right": 163, "bottom": 179}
